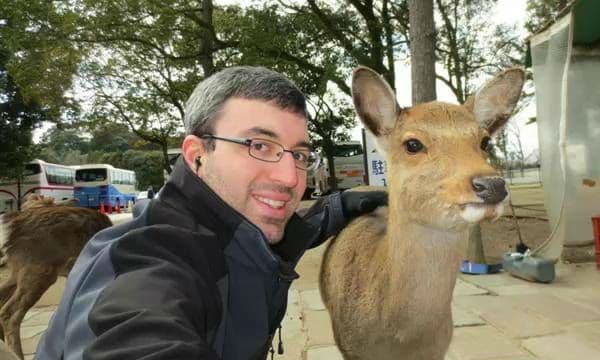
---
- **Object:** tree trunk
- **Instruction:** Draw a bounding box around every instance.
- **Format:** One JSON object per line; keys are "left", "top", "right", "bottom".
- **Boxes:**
{"left": 322, "top": 138, "right": 338, "bottom": 192}
{"left": 161, "top": 143, "right": 171, "bottom": 175}
{"left": 408, "top": 0, "right": 437, "bottom": 104}
{"left": 199, "top": 0, "right": 216, "bottom": 76}
{"left": 17, "top": 175, "right": 22, "bottom": 211}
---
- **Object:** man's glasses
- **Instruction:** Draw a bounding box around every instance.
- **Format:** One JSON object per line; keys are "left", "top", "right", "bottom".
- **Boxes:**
{"left": 201, "top": 134, "right": 320, "bottom": 171}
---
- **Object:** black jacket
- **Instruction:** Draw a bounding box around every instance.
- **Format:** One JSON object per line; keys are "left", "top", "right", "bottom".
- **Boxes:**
{"left": 35, "top": 158, "right": 346, "bottom": 360}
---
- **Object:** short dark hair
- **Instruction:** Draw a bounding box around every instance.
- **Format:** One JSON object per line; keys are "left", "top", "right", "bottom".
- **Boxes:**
{"left": 184, "top": 66, "right": 307, "bottom": 150}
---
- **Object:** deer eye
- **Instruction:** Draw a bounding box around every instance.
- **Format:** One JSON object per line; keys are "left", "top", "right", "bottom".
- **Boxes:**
{"left": 481, "top": 136, "right": 492, "bottom": 152}
{"left": 404, "top": 139, "right": 425, "bottom": 154}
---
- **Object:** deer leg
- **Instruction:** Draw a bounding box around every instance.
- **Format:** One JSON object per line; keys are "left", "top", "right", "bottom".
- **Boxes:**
{"left": 0, "top": 266, "right": 57, "bottom": 359}
{"left": 0, "top": 271, "right": 17, "bottom": 340}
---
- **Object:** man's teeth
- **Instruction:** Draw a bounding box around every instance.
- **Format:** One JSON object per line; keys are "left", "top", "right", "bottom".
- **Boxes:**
{"left": 257, "top": 196, "right": 285, "bottom": 209}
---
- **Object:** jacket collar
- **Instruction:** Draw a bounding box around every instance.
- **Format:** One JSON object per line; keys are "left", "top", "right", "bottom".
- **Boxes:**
{"left": 158, "top": 157, "right": 320, "bottom": 263}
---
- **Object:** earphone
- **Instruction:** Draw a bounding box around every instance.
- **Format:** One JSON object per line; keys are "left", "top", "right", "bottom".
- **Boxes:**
{"left": 195, "top": 156, "right": 202, "bottom": 173}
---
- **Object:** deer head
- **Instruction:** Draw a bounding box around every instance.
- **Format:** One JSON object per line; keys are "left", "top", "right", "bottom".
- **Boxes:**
{"left": 21, "top": 194, "right": 55, "bottom": 210}
{"left": 352, "top": 67, "right": 524, "bottom": 230}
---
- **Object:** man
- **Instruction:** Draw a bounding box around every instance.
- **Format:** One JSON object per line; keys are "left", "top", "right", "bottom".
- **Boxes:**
{"left": 35, "top": 66, "right": 386, "bottom": 359}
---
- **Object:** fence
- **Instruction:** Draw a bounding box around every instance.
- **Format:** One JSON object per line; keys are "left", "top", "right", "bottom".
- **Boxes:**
{"left": 501, "top": 167, "right": 542, "bottom": 185}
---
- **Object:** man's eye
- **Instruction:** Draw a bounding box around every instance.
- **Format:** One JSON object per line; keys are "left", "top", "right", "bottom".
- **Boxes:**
{"left": 252, "top": 142, "right": 271, "bottom": 152}
{"left": 293, "top": 151, "right": 308, "bottom": 162}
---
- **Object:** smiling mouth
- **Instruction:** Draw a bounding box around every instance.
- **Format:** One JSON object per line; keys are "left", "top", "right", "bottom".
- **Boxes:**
{"left": 255, "top": 196, "right": 286, "bottom": 209}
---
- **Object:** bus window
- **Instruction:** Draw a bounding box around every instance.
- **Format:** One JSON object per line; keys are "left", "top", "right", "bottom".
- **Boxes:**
{"left": 76, "top": 169, "right": 107, "bottom": 182}
{"left": 46, "top": 165, "right": 74, "bottom": 185}
{"left": 23, "top": 164, "right": 41, "bottom": 176}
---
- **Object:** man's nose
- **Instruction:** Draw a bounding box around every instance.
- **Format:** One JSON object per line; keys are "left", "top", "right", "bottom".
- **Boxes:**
{"left": 270, "top": 152, "right": 300, "bottom": 188}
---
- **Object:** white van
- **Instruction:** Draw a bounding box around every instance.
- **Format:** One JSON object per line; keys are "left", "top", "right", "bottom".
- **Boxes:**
{"left": 331, "top": 141, "right": 365, "bottom": 190}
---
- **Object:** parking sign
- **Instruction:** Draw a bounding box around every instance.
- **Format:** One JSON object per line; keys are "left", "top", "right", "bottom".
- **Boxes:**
{"left": 362, "top": 129, "right": 388, "bottom": 187}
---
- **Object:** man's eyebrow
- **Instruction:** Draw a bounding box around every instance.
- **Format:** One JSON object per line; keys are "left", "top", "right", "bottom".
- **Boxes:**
{"left": 242, "top": 127, "right": 312, "bottom": 149}
{"left": 242, "top": 127, "right": 279, "bottom": 139}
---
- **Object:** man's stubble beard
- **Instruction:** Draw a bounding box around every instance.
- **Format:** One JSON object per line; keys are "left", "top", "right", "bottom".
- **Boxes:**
{"left": 201, "top": 160, "right": 294, "bottom": 244}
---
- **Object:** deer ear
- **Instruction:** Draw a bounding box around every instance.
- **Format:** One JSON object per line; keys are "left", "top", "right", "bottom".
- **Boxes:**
{"left": 464, "top": 68, "right": 525, "bottom": 135}
{"left": 352, "top": 66, "right": 401, "bottom": 155}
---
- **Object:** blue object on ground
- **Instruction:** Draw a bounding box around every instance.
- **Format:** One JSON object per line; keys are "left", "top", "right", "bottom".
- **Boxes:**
{"left": 460, "top": 260, "right": 503, "bottom": 274}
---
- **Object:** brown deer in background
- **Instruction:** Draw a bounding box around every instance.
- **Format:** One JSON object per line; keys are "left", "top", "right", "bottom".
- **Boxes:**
{"left": 0, "top": 196, "right": 112, "bottom": 359}
{"left": 320, "top": 66, "right": 524, "bottom": 360}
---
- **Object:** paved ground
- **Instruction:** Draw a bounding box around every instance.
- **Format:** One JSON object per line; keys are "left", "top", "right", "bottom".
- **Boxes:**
{"left": 279, "top": 247, "right": 600, "bottom": 360}
{"left": 16, "top": 245, "right": 600, "bottom": 360}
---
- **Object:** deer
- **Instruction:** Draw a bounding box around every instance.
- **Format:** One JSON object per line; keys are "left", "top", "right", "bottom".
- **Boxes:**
{"left": 0, "top": 195, "right": 79, "bottom": 267}
{"left": 19, "top": 194, "right": 79, "bottom": 211}
{"left": 0, "top": 196, "right": 112, "bottom": 359}
{"left": 319, "top": 66, "right": 524, "bottom": 360}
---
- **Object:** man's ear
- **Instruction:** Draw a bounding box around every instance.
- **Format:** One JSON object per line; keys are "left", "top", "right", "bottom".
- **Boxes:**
{"left": 182, "top": 135, "right": 206, "bottom": 172}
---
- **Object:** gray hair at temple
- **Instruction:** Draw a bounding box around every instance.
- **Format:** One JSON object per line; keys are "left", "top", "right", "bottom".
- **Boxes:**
{"left": 184, "top": 66, "right": 307, "bottom": 150}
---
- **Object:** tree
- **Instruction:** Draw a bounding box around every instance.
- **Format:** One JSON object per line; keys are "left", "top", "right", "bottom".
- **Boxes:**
{"left": 507, "top": 121, "right": 526, "bottom": 175}
{"left": 306, "top": 95, "right": 355, "bottom": 192}
{"left": 0, "top": 47, "right": 47, "bottom": 208}
{"left": 435, "top": 0, "right": 523, "bottom": 104}
{"left": 274, "top": 0, "right": 410, "bottom": 93}
{"left": 525, "top": 0, "right": 569, "bottom": 34}
{"left": 22, "top": 0, "right": 253, "bottom": 175}
{"left": 408, "top": 0, "right": 436, "bottom": 103}
{"left": 0, "top": 49, "right": 44, "bottom": 163}
{"left": 37, "top": 127, "right": 89, "bottom": 164}
{"left": 0, "top": 0, "right": 83, "bottom": 119}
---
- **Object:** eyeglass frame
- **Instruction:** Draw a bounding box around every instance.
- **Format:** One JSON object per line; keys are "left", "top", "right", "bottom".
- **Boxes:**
{"left": 200, "top": 134, "right": 320, "bottom": 171}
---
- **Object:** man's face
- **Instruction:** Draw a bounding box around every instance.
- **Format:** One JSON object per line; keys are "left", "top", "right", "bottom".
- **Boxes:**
{"left": 199, "top": 98, "right": 308, "bottom": 244}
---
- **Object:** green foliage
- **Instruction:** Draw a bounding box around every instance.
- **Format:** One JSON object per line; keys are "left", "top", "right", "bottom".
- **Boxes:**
{"left": 36, "top": 123, "right": 169, "bottom": 190}
{"left": 271, "top": 0, "right": 409, "bottom": 92}
{"left": 0, "top": 0, "right": 83, "bottom": 119}
{"left": 0, "top": 47, "right": 46, "bottom": 179}
{"left": 123, "top": 150, "right": 165, "bottom": 191}
{"left": 525, "top": 0, "right": 568, "bottom": 34}
{"left": 36, "top": 127, "right": 89, "bottom": 163}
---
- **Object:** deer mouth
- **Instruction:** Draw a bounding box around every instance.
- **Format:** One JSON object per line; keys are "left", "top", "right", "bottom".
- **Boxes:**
{"left": 458, "top": 202, "right": 504, "bottom": 223}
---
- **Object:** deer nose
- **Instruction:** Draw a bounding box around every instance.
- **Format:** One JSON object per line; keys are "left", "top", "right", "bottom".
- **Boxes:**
{"left": 471, "top": 177, "right": 507, "bottom": 204}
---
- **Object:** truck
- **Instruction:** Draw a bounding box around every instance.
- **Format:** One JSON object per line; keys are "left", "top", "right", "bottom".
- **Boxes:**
{"left": 307, "top": 141, "right": 366, "bottom": 197}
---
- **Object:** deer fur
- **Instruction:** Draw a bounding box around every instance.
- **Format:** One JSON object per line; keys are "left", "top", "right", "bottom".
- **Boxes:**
{"left": 19, "top": 194, "right": 79, "bottom": 211}
{"left": 0, "top": 195, "right": 78, "bottom": 266}
{"left": 0, "top": 196, "right": 112, "bottom": 359}
{"left": 320, "top": 66, "right": 524, "bottom": 360}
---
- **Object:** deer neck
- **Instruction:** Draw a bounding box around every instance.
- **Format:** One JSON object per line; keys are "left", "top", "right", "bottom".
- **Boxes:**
{"left": 385, "top": 195, "right": 469, "bottom": 300}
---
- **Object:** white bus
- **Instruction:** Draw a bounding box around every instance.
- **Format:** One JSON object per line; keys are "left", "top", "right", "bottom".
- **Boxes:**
{"left": 74, "top": 164, "right": 137, "bottom": 209}
{"left": 0, "top": 159, "right": 77, "bottom": 213}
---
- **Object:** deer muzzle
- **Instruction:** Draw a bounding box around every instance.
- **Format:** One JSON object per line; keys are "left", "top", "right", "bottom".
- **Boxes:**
{"left": 471, "top": 176, "right": 507, "bottom": 205}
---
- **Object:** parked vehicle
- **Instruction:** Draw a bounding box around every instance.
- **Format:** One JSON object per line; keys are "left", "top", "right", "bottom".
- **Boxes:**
{"left": 306, "top": 141, "right": 366, "bottom": 197}
{"left": 74, "top": 164, "right": 137, "bottom": 208}
{"left": 163, "top": 148, "right": 182, "bottom": 182}
{"left": 0, "top": 159, "right": 76, "bottom": 213}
